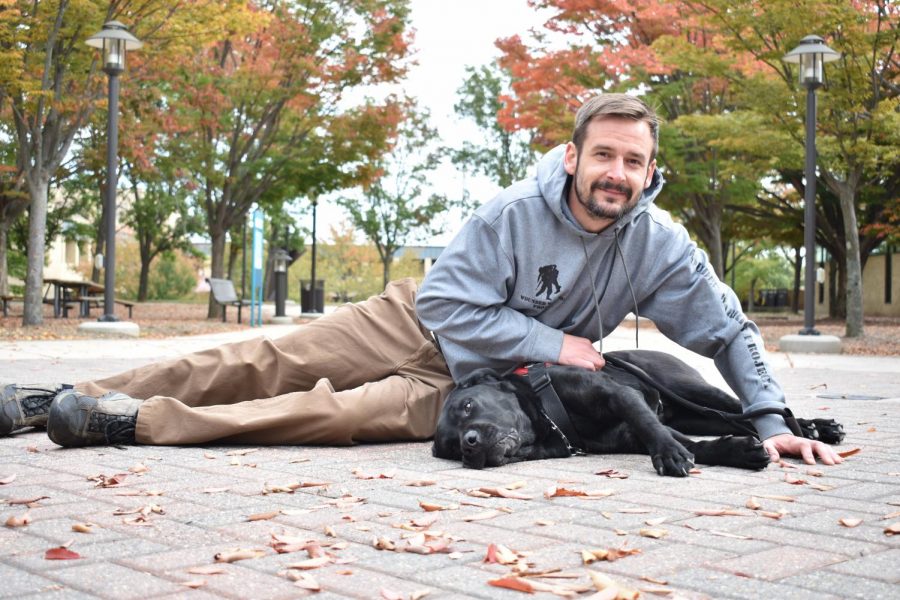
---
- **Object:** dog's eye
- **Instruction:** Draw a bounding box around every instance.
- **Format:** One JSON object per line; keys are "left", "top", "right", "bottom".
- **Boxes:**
{"left": 464, "top": 401, "right": 473, "bottom": 415}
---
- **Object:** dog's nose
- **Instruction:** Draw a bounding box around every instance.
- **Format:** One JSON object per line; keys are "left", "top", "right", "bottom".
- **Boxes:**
{"left": 464, "top": 430, "right": 480, "bottom": 447}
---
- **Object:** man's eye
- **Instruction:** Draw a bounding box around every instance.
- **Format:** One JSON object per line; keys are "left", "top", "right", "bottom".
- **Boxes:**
{"left": 464, "top": 401, "right": 473, "bottom": 414}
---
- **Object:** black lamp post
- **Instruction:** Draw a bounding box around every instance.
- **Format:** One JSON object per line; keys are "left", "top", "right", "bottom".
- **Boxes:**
{"left": 783, "top": 35, "right": 840, "bottom": 336}
{"left": 309, "top": 197, "right": 321, "bottom": 313}
{"left": 86, "top": 21, "right": 142, "bottom": 322}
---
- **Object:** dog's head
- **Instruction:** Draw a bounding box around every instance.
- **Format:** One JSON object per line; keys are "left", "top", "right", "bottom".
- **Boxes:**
{"left": 432, "top": 369, "right": 537, "bottom": 469}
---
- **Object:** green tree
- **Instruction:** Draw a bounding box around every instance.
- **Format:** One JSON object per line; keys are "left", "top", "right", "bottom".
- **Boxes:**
{"left": 338, "top": 106, "right": 463, "bottom": 288}
{"left": 452, "top": 63, "right": 537, "bottom": 189}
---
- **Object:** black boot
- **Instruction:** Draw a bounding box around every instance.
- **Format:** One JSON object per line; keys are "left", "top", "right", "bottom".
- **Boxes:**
{"left": 47, "top": 391, "right": 142, "bottom": 447}
{"left": 1, "top": 384, "right": 73, "bottom": 435}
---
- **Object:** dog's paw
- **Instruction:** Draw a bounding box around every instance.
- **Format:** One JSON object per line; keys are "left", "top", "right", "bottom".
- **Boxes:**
{"left": 694, "top": 435, "right": 770, "bottom": 470}
{"left": 650, "top": 441, "right": 695, "bottom": 477}
{"left": 796, "top": 418, "right": 820, "bottom": 440}
{"left": 811, "top": 418, "right": 845, "bottom": 444}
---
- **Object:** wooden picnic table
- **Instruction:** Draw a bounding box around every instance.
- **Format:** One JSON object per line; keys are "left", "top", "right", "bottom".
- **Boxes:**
{"left": 43, "top": 278, "right": 104, "bottom": 318}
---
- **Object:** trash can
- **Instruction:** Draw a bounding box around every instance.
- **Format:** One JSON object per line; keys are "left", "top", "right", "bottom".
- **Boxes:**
{"left": 300, "top": 279, "right": 325, "bottom": 313}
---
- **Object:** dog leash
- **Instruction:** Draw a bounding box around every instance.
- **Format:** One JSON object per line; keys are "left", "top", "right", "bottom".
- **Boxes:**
{"left": 602, "top": 354, "right": 804, "bottom": 439}
{"left": 515, "top": 364, "right": 586, "bottom": 455}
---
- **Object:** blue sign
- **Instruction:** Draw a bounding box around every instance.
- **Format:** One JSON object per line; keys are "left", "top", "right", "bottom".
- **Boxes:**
{"left": 250, "top": 209, "right": 264, "bottom": 327}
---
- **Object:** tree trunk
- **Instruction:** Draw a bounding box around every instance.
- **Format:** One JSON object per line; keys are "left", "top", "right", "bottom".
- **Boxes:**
{"left": 207, "top": 228, "right": 227, "bottom": 319}
{"left": 792, "top": 246, "right": 801, "bottom": 313}
{"left": 23, "top": 177, "right": 49, "bottom": 326}
{"left": 0, "top": 224, "right": 8, "bottom": 298}
{"left": 382, "top": 258, "right": 391, "bottom": 291}
{"left": 837, "top": 185, "right": 864, "bottom": 337}
{"left": 137, "top": 241, "right": 151, "bottom": 302}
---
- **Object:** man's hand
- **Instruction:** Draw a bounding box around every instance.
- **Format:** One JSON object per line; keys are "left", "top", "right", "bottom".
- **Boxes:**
{"left": 558, "top": 334, "right": 605, "bottom": 370}
{"left": 763, "top": 433, "right": 844, "bottom": 466}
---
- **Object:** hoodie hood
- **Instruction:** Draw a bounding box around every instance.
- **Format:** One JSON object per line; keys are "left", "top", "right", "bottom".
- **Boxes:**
{"left": 536, "top": 144, "right": 665, "bottom": 234}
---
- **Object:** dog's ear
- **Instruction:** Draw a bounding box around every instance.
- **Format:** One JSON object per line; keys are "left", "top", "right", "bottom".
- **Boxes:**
{"left": 458, "top": 368, "right": 504, "bottom": 388}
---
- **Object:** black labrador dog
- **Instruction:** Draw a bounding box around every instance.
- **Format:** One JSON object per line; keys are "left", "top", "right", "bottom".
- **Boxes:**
{"left": 433, "top": 349, "right": 844, "bottom": 476}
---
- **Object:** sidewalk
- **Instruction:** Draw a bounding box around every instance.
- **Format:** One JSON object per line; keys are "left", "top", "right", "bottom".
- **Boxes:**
{"left": 1, "top": 324, "right": 898, "bottom": 599}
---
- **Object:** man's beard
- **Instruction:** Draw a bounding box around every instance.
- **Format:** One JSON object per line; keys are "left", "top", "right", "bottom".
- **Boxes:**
{"left": 573, "top": 158, "right": 642, "bottom": 222}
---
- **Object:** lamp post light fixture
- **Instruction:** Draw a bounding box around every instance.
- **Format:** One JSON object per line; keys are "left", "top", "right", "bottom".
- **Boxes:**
{"left": 782, "top": 35, "right": 840, "bottom": 336}
{"left": 86, "top": 21, "right": 142, "bottom": 322}
{"left": 273, "top": 249, "right": 290, "bottom": 318}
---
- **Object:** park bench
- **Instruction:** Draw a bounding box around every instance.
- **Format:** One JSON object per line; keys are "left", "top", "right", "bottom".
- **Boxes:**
{"left": 206, "top": 277, "right": 251, "bottom": 323}
{"left": 74, "top": 295, "right": 135, "bottom": 319}
{"left": 1, "top": 294, "right": 22, "bottom": 318}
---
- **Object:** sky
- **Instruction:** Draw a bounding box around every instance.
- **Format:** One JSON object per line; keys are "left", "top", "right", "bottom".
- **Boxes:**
{"left": 312, "top": 0, "right": 546, "bottom": 246}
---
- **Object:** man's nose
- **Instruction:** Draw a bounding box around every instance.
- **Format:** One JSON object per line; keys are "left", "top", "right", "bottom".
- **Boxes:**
{"left": 607, "top": 157, "right": 626, "bottom": 181}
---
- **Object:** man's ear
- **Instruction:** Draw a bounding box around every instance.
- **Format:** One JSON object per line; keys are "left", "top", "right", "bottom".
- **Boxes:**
{"left": 644, "top": 159, "right": 657, "bottom": 189}
{"left": 564, "top": 142, "right": 578, "bottom": 176}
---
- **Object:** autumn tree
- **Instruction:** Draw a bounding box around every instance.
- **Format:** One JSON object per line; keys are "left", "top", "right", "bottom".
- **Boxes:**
{"left": 682, "top": 0, "right": 900, "bottom": 336}
{"left": 337, "top": 106, "right": 461, "bottom": 289}
{"left": 146, "top": 0, "right": 413, "bottom": 318}
{"left": 452, "top": 63, "right": 537, "bottom": 189}
{"left": 0, "top": 0, "right": 244, "bottom": 325}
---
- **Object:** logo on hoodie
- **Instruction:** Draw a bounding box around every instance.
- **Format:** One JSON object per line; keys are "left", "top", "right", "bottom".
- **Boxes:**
{"left": 536, "top": 264, "right": 561, "bottom": 300}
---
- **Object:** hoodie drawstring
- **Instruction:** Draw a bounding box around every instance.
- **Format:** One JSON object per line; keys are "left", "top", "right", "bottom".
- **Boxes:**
{"left": 582, "top": 230, "right": 641, "bottom": 354}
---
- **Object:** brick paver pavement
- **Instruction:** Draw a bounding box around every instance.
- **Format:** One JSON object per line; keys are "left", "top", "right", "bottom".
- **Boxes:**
{"left": 1, "top": 323, "right": 898, "bottom": 599}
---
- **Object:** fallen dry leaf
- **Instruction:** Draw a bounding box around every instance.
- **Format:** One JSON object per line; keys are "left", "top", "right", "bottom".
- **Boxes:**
{"left": 884, "top": 522, "right": 900, "bottom": 536}
{"left": 837, "top": 447, "right": 861, "bottom": 458}
{"left": 88, "top": 474, "right": 128, "bottom": 488}
{"left": 746, "top": 497, "right": 762, "bottom": 510}
{"left": 535, "top": 519, "right": 555, "bottom": 526}
{"left": 759, "top": 510, "right": 788, "bottom": 520}
{"left": 352, "top": 467, "right": 396, "bottom": 479}
{"left": 640, "top": 575, "right": 669, "bottom": 585}
{"left": 644, "top": 517, "right": 668, "bottom": 526}
{"left": 71, "top": 523, "right": 93, "bottom": 533}
{"left": 784, "top": 474, "right": 807, "bottom": 485}
{"left": 381, "top": 589, "right": 404, "bottom": 600}
{"left": 618, "top": 507, "right": 652, "bottom": 514}
{"left": 639, "top": 528, "right": 668, "bottom": 539}
{"left": 246, "top": 510, "right": 281, "bottom": 522}
{"left": 0, "top": 474, "right": 17, "bottom": 485}
{"left": 187, "top": 565, "right": 226, "bottom": 575}
{"left": 581, "top": 546, "right": 641, "bottom": 563}
{"left": 45, "top": 546, "right": 81, "bottom": 560}
{"left": 808, "top": 482, "right": 835, "bottom": 492}
{"left": 839, "top": 518, "right": 863, "bottom": 528}
{"left": 180, "top": 580, "right": 206, "bottom": 589}
{"left": 708, "top": 530, "right": 753, "bottom": 540}
{"left": 484, "top": 543, "right": 522, "bottom": 565}
{"left": 693, "top": 509, "right": 751, "bottom": 517}
{"left": 595, "top": 468, "right": 629, "bottom": 479}
{"left": 203, "top": 452, "right": 217, "bottom": 459}
{"left": 129, "top": 462, "right": 150, "bottom": 474}
{"left": 410, "top": 590, "right": 431, "bottom": 600}
{"left": 418, "top": 500, "right": 456, "bottom": 512}
{"left": 755, "top": 494, "right": 796, "bottom": 502}
{"left": 588, "top": 570, "right": 641, "bottom": 600}
{"left": 286, "top": 556, "right": 332, "bottom": 570}
{"left": 202, "top": 487, "right": 230, "bottom": 494}
{"left": 475, "top": 485, "right": 534, "bottom": 500}
{"left": 5, "top": 511, "right": 31, "bottom": 528}
{"left": 286, "top": 571, "right": 321, "bottom": 591}
{"left": 225, "top": 448, "right": 260, "bottom": 456}
{"left": 213, "top": 548, "right": 266, "bottom": 563}
{"left": 6, "top": 495, "right": 49, "bottom": 506}
{"left": 488, "top": 576, "right": 535, "bottom": 593}
{"left": 405, "top": 479, "right": 437, "bottom": 487}
{"left": 462, "top": 509, "right": 501, "bottom": 522}
{"left": 544, "top": 486, "right": 612, "bottom": 499}
{"left": 806, "top": 469, "right": 824, "bottom": 477}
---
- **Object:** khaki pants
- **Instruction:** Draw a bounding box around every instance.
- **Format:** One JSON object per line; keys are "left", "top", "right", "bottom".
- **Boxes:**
{"left": 76, "top": 279, "right": 453, "bottom": 446}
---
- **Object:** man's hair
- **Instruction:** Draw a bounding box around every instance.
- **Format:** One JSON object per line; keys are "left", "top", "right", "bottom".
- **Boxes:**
{"left": 572, "top": 94, "right": 660, "bottom": 160}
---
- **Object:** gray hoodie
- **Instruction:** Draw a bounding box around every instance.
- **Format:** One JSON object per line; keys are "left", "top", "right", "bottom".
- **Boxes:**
{"left": 416, "top": 145, "right": 791, "bottom": 440}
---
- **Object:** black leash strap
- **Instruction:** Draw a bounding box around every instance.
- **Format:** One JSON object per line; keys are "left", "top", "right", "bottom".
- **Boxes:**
{"left": 526, "top": 364, "right": 585, "bottom": 454}
{"left": 603, "top": 354, "right": 804, "bottom": 439}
